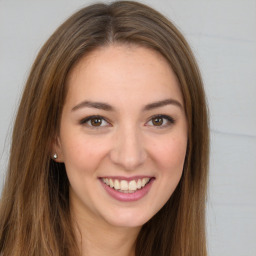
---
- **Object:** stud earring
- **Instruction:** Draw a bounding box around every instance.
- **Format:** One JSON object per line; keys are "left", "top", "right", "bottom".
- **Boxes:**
{"left": 53, "top": 153, "right": 58, "bottom": 159}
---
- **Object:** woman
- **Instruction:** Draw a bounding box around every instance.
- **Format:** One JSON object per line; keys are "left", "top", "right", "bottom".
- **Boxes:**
{"left": 0, "top": 1, "right": 209, "bottom": 255}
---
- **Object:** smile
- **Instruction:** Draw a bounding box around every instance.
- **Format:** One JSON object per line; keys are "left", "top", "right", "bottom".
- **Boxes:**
{"left": 101, "top": 177, "right": 151, "bottom": 193}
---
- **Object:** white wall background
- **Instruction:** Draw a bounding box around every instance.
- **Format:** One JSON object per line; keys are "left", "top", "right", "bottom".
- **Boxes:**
{"left": 0, "top": 0, "right": 255, "bottom": 255}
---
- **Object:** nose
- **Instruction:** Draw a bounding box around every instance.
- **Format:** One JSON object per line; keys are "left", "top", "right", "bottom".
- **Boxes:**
{"left": 109, "top": 125, "right": 147, "bottom": 171}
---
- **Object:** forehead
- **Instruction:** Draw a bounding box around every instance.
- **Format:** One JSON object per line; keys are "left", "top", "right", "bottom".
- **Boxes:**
{"left": 65, "top": 44, "right": 183, "bottom": 108}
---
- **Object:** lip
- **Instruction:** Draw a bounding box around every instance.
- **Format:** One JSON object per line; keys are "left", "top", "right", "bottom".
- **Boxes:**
{"left": 99, "top": 175, "right": 152, "bottom": 182}
{"left": 99, "top": 177, "right": 155, "bottom": 202}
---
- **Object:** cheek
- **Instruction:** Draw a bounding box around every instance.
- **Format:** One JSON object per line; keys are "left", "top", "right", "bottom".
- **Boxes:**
{"left": 152, "top": 136, "right": 187, "bottom": 171}
{"left": 60, "top": 134, "right": 110, "bottom": 175}
{"left": 146, "top": 135, "right": 187, "bottom": 215}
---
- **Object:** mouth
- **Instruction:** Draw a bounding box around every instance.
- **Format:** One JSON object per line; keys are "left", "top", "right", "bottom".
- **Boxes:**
{"left": 101, "top": 177, "right": 152, "bottom": 193}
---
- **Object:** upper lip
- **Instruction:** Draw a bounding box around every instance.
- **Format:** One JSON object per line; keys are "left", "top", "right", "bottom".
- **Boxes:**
{"left": 99, "top": 176, "right": 154, "bottom": 181}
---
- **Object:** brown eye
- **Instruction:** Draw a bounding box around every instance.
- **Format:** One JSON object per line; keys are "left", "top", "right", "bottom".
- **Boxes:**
{"left": 90, "top": 117, "right": 103, "bottom": 126}
{"left": 146, "top": 115, "right": 175, "bottom": 128}
{"left": 80, "top": 116, "right": 109, "bottom": 128}
{"left": 152, "top": 117, "right": 164, "bottom": 126}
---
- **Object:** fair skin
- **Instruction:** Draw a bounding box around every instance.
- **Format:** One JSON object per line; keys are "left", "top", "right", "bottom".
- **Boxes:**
{"left": 53, "top": 44, "right": 187, "bottom": 256}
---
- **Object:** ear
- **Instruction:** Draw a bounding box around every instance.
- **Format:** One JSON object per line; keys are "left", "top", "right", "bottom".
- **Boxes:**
{"left": 51, "top": 137, "right": 64, "bottom": 163}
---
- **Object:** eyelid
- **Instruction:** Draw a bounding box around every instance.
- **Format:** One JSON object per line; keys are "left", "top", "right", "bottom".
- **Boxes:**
{"left": 79, "top": 115, "right": 111, "bottom": 128}
{"left": 145, "top": 114, "right": 175, "bottom": 127}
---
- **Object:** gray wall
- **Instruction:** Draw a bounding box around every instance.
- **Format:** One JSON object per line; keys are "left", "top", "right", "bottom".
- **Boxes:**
{"left": 0, "top": 1, "right": 255, "bottom": 255}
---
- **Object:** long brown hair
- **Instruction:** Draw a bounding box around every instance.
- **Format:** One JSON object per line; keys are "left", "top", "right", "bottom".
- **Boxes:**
{"left": 0, "top": 1, "right": 209, "bottom": 255}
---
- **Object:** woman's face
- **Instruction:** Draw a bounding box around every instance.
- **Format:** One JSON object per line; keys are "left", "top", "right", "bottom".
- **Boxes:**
{"left": 54, "top": 44, "right": 187, "bottom": 228}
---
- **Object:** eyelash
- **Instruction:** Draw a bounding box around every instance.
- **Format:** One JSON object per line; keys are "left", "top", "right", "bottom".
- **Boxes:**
{"left": 80, "top": 115, "right": 111, "bottom": 128}
{"left": 79, "top": 114, "right": 175, "bottom": 128}
{"left": 146, "top": 114, "right": 175, "bottom": 128}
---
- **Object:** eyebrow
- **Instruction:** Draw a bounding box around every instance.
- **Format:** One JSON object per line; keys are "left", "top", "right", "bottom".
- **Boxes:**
{"left": 143, "top": 99, "right": 183, "bottom": 111}
{"left": 72, "top": 101, "right": 114, "bottom": 111}
{"left": 71, "top": 98, "right": 183, "bottom": 112}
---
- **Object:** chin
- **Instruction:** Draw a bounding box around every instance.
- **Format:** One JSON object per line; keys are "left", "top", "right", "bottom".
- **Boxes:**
{"left": 102, "top": 209, "right": 154, "bottom": 228}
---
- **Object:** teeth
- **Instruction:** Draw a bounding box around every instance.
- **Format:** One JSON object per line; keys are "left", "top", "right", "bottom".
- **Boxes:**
{"left": 137, "top": 179, "right": 142, "bottom": 189}
{"left": 120, "top": 180, "right": 129, "bottom": 190}
{"left": 129, "top": 180, "right": 137, "bottom": 191}
{"left": 142, "top": 178, "right": 148, "bottom": 187}
{"left": 109, "top": 179, "right": 114, "bottom": 188}
{"left": 102, "top": 178, "right": 150, "bottom": 193}
{"left": 114, "top": 179, "right": 120, "bottom": 189}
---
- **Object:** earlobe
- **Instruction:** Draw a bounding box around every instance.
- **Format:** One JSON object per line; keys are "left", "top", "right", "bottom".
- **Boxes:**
{"left": 52, "top": 153, "right": 58, "bottom": 160}
{"left": 51, "top": 137, "right": 64, "bottom": 163}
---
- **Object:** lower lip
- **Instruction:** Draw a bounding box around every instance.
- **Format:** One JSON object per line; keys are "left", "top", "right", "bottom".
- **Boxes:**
{"left": 100, "top": 178, "right": 154, "bottom": 202}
